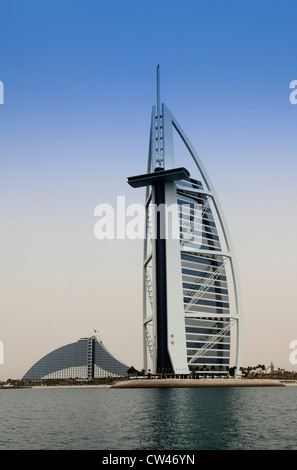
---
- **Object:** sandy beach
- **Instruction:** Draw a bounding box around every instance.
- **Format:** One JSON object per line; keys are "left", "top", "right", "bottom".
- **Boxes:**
{"left": 111, "top": 378, "right": 286, "bottom": 388}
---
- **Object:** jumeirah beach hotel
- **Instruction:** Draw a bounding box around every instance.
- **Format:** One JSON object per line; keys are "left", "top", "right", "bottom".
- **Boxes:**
{"left": 128, "top": 67, "right": 243, "bottom": 377}
{"left": 22, "top": 333, "right": 128, "bottom": 380}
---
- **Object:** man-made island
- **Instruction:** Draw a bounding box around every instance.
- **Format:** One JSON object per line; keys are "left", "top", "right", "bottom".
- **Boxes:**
{"left": 111, "top": 378, "right": 285, "bottom": 388}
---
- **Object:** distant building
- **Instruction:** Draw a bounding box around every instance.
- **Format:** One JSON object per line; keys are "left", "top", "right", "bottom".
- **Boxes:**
{"left": 22, "top": 334, "right": 128, "bottom": 380}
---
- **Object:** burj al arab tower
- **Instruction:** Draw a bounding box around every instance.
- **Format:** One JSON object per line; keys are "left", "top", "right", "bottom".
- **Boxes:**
{"left": 128, "top": 67, "right": 243, "bottom": 377}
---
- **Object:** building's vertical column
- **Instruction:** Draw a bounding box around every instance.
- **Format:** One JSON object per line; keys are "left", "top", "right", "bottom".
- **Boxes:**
{"left": 154, "top": 170, "right": 173, "bottom": 373}
{"left": 87, "top": 337, "right": 95, "bottom": 379}
{"left": 162, "top": 105, "right": 190, "bottom": 375}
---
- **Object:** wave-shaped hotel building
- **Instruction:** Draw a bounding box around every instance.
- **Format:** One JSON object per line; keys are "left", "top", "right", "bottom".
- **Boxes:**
{"left": 128, "top": 66, "right": 243, "bottom": 377}
{"left": 22, "top": 334, "right": 128, "bottom": 380}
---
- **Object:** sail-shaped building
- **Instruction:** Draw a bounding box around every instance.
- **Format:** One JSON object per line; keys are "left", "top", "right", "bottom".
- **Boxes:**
{"left": 128, "top": 67, "right": 243, "bottom": 377}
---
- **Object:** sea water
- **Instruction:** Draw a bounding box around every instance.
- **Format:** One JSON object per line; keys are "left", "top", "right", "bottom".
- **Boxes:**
{"left": 0, "top": 386, "right": 296, "bottom": 450}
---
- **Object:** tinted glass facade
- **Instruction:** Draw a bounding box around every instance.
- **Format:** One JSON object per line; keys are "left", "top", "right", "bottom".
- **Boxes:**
{"left": 177, "top": 178, "right": 231, "bottom": 374}
{"left": 22, "top": 336, "right": 129, "bottom": 380}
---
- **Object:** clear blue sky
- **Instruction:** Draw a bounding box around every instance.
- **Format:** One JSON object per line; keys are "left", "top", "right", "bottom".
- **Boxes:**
{"left": 0, "top": 0, "right": 297, "bottom": 379}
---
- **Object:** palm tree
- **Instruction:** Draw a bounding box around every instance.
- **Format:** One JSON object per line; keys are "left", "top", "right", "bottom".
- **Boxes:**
{"left": 127, "top": 366, "right": 138, "bottom": 376}
{"left": 189, "top": 366, "right": 197, "bottom": 378}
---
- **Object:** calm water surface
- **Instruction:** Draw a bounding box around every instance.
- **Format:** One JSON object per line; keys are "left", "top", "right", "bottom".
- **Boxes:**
{"left": 0, "top": 386, "right": 296, "bottom": 450}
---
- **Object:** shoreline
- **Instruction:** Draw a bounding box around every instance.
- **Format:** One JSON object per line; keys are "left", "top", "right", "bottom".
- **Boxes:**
{"left": 111, "top": 378, "right": 287, "bottom": 388}
{"left": 0, "top": 384, "right": 112, "bottom": 390}
{"left": 2, "top": 379, "right": 297, "bottom": 390}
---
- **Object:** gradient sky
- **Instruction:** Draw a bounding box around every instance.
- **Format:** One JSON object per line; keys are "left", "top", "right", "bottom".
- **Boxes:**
{"left": 1, "top": 0, "right": 297, "bottom": 380}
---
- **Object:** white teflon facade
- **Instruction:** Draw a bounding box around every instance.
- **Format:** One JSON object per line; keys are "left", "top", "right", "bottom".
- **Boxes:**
{"left": 143, "top": 99, "right": 243, "bottom": 377}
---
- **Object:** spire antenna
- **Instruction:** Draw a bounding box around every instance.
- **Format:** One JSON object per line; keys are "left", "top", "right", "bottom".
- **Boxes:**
{"left": 157, "top": 64, "right": 160, "bottom": 120}
{"left": 156, "top": 65, "right": 162, "bottom": 166}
